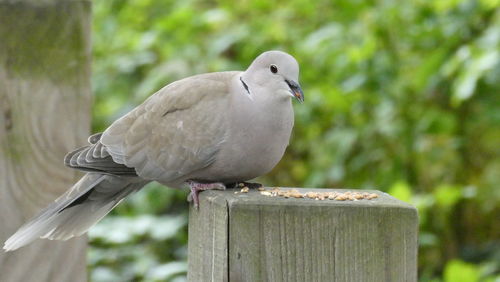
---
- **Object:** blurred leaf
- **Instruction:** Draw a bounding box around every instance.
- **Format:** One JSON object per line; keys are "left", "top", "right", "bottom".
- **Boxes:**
{"left": 89, "top": 215, "right": 186, "bottom": 244}
{"left": 92, "top": 267, "right": 121, "bottom": 282}
{"left": 452, "top": 51, "right": 499, "bottom": 106}
{"left": 145, "top": 262, "right": 187, "bottom": 281}
{"left": 388, "top": 181, "right": 412, "bottom": 203}
{"left": 444, "top": 259, "right": 480, "bottom": 282}
{"left": 434, "top": 185, "right": 462, "bottom": 209}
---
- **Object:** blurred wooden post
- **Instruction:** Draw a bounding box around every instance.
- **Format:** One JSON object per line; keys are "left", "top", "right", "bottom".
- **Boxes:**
{"left": 188, "top": 188, "right": 418, "bottom": 282}
{"left": 0, "top": 0, "right": 91, "bottom": 281}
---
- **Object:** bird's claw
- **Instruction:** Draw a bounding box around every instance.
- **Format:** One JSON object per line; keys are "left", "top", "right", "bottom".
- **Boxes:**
{"left": 187, "top": 181, "right": 226, "bottom": 209}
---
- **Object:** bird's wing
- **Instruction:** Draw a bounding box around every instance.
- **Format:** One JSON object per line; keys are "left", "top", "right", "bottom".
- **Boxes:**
{"left": 100, "top": 72, "right": 237, "bottom": 181}
{"left": 64, "top": 140, "right": 137, "bottom": 176}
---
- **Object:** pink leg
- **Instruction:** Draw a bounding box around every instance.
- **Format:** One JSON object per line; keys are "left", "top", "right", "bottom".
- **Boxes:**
{"left": 187, "top": 180, "right": 226, "bottom": 208}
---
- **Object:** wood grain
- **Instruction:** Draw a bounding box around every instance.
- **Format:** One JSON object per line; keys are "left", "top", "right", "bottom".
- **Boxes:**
{"left": 0, "top": 1, "right": 91, "bottom": 281}
{"left": 188, "top": 188, "right": 418, "bottom": 282}
{"left": 188, "top": 192, "right": 229, "bottom": 282}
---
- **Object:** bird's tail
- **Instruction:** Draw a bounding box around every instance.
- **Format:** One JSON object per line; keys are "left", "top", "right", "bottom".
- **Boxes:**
{"left": 3, "top": 173, "right": 148, "bottom": 251}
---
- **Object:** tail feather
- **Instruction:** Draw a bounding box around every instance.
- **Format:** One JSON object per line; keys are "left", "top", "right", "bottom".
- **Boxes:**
{"left": 3, "top": 173, "right": 147, "bottom": 251}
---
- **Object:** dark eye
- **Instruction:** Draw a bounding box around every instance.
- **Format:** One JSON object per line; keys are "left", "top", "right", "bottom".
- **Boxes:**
{"left": 270, "top": 64, "right": 278, "bottom": 74}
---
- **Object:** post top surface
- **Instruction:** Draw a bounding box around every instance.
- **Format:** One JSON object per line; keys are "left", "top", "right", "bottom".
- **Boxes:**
{"left": 200, "top": 187, "right": 416, "bottom": 211}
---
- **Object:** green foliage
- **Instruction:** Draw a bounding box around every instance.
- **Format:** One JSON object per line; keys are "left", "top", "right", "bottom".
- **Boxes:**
{"left": 444, "top": 259, "right": 480, "bottom": 282}
{"left": 90, "top": 0, "right": 500, "bottom": 280}
{"left": 389, "top": 181, "right": 412, "bottom": 203}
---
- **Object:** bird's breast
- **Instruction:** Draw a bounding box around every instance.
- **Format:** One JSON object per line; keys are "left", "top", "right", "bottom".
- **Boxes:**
{"left": 196, "top": 97, "right": 294, "bottom": 183}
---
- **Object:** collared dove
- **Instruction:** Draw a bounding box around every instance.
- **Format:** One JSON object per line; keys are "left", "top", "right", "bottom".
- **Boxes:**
{"left": 3, "top": 50, "right": 304, "bottom": 251}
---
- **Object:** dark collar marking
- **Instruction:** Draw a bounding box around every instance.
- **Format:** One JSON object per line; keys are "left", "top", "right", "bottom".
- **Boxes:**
{"left": 240, "top": 77, "right": 250, "bottom": 95}
{"left": 162, "top": 107, "right": 186, "bottom": 117}
{"left": 163, "top": 108, "right": 179, "bottom": 117}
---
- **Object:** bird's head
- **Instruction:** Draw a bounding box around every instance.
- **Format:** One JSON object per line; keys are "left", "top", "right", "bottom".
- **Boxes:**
{"left": 242, "top": 50, "right": 304, "bottom": 103}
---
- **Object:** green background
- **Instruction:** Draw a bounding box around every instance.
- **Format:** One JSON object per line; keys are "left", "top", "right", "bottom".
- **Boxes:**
{"left": 88, "top": 0, "right": 500, "bottom": 281}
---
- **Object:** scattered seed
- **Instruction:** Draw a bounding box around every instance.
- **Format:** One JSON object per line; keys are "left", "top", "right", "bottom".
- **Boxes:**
{"left": 256, "top": 188, "right": 379, "bottom": 201}
{"left": 304, "top": 192, "right": 317, "bottom": 199}
{"left": 241, "top": 187, "right": 249, "bottom": 193}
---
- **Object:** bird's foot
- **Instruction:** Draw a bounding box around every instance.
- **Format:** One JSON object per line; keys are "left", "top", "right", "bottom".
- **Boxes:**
{"left": 226, "top": 182, "right": 263, "bottom": 189}
{"left": 187, "top": 181, "right": 226, "bottom": 208}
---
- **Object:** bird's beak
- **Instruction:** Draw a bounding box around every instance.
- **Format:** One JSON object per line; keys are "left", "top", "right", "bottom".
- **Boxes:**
{"left": 285, "top": 79, "right": 304, "bottom": 103}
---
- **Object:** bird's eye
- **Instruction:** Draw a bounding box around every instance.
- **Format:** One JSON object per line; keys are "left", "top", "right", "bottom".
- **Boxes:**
{"left": 270, "top": 64, "right": 278, "bottom": 74}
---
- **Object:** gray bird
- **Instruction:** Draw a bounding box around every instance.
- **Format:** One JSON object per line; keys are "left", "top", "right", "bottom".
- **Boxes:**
{"left": 3, "top": 50, "right": 304, "bottom": 251}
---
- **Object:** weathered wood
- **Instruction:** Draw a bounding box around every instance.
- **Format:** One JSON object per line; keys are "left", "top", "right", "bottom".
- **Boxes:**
{"left": 0, "top": 1, "right": 91, "bottom": 281}
{"left": 188, "top": 188, "right": 418, "bottom": 282}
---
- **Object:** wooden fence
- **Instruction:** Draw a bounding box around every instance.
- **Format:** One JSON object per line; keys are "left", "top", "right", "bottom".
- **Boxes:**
{"left": 188, "top": 188, "right": 418, "bottom": 282}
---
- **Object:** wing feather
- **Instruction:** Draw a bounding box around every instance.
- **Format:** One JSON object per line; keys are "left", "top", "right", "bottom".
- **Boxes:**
{"left": 64, "top": 134, "right": 137, "bottom": 176}
{"left": 100, "top": 72, "right": 236, "bottom": 183}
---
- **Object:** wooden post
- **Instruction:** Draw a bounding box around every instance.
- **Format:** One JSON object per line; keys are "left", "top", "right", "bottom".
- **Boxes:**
{"left": 0, "top": 1, "right": 91, "bottom": 281}
{"left": 188, "top": 188, "right": 418, "bottom": 282}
